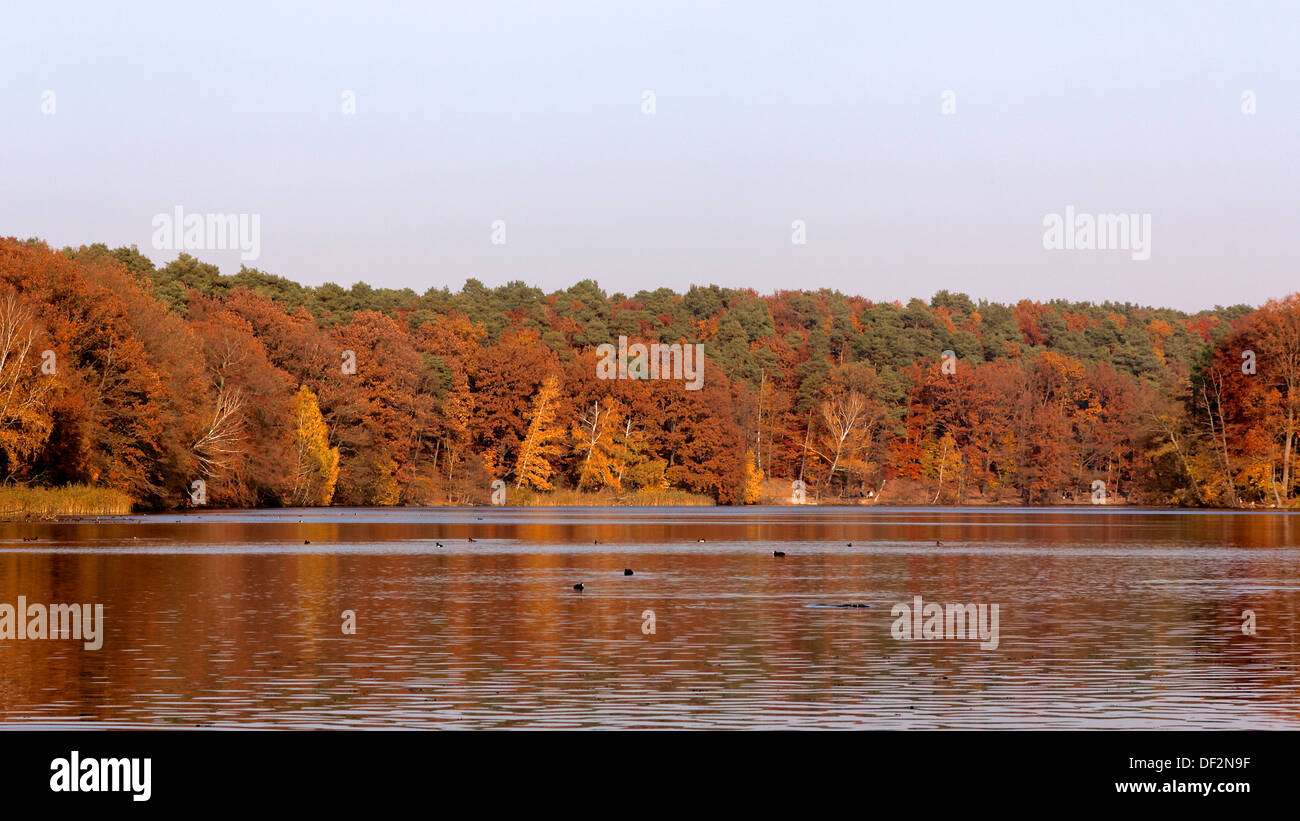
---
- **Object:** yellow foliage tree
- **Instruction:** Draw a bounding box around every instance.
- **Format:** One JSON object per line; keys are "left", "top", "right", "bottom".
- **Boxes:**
{"left": 291, "top": 385, "right": 339, "bottom": 506}
{"left": 572, "top": 398, "right": 627, "bottom": 491}
{"left": 372, "top": 450, "right": 401, "bottom": 506}
{"left": 742, "top": 449, "right": 763, "bottom": 504}
{"left": 515, "top": 374, "right": 565, "bottom": 490}
{"left": 921, "top": 433, "right": 962, "bottom": 504}
{"left": 611, "top": 410, "right": 660, "bottom": 490}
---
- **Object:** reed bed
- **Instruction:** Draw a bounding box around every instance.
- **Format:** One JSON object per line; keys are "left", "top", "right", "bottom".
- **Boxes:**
{"left": 0, "top": 484, "right": 133, "bottom": 518}
{"left": 509, "top": 487, "right": 714, "bottom": 507}
{"left": 614, "top": 488, "right": 714, "bottom": 506}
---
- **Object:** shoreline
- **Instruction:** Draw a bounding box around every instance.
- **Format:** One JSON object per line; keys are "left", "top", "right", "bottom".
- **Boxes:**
{"left": 17, "top": 501, "right": 1300, "bottom": 522}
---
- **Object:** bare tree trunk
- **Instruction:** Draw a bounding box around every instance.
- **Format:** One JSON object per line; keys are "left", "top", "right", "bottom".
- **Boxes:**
{"left": 1200, "top": 377, "right": 1239, "bottom": 506}
{"left": 932, "top": 439, "right": 947, "bottom": 504}
{"left": 194, "top": 388, "right": 245, "bottom": 477}
{"left": 1283, "top": 407, "right": 1294, "bottom": 503}
{"left": 798, "top": 408, "right": 813, "bottom": 484}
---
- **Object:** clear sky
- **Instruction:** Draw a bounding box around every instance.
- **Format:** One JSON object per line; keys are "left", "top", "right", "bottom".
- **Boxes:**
{"left": 3, "top": 1, "right": 1297, "bottom": 310}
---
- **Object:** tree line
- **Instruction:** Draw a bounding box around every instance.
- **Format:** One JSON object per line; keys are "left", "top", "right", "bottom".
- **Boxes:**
{"left": 0, "top": 236, "right": 1295, "bottom": 508}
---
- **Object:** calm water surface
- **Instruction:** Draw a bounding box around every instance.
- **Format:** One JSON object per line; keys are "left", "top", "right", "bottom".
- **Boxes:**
{"left": 1, "top": 507, "right": 1297, "bottom": 729}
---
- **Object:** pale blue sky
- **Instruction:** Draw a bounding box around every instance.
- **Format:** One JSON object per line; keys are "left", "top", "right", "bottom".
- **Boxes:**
{"left": 3, "top": 1, "right": 1297, "bottom": 309}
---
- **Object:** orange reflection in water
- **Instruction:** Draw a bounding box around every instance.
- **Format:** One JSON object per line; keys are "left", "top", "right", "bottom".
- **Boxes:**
{"left": 0, "top": 507, "right": 1297, "bottom": 728}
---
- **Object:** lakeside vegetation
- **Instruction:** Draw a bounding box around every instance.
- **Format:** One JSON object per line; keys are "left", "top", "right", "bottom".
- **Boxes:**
{"left": 510, "top": 487, "right": 715, "bottom": 507}
{"left": 1, "top": 236, "right": 1297, "bottom": 510}
{"left": 0, "top": 484, "right": 133, "bottom": 519}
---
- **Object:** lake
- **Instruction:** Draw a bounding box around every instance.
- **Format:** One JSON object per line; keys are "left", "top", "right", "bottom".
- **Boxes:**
{"left": 1, "top": 507, "right": 1297, "bottom": 729}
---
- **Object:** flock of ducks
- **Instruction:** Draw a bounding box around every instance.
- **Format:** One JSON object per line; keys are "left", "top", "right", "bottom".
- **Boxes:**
{"left": 569, "top": 538, "right": 951, "bottom": 591}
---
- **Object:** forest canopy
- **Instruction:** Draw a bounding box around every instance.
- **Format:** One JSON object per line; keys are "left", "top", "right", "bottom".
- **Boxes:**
{"left": 0, "top": 236, "right": 1295, "bottom": 509}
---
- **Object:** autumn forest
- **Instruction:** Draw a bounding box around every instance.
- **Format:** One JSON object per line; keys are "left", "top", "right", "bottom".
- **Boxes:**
{"left": 0, "top": 236, "right": 1296, "bottom": 510}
